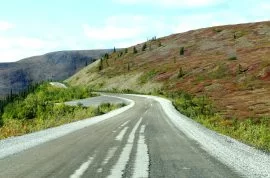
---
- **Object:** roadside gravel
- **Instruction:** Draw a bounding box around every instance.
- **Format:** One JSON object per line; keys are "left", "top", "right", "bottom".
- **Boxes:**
{"left": 141, "top": 95, "right": 270, "bottom": 178}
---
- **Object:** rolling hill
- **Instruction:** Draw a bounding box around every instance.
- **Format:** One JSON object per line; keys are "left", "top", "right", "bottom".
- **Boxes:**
{"left": 67, "top": 21, "right": 270, "bottom": 121}
{"left": 0, "top": 49, "right": 112, "bottom": 97}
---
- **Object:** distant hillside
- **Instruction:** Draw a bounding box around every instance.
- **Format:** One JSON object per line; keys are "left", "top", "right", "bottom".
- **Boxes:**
{"left": 0, "top": 49, "right": 112, "bottom": 97}
{"left": 67, "top": 21, "right": 270, "bottom": 120}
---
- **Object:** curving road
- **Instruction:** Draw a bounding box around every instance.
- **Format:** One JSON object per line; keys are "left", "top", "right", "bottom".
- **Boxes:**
{"left": 0, "top": 94, "right": 269, "bottom": 178}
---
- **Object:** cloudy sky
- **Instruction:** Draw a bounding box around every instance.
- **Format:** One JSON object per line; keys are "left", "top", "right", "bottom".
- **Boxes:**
{"left": 0, "top": 0, "right": 269, "bottom": 62}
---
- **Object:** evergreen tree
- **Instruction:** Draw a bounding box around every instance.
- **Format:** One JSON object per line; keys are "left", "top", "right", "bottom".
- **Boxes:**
{"left": 98, "top": 59, "right": 103, "bottom": 71}
{"left": 158, "top": 41, "right": 162, "bottom": 47}
{"left": 142, "top": 43, "right": 147, "bottom": 51}
{"left": 118, "top": 51, "right": 123, "bottom": 57}
{"left": 106, "top": 58, "right": 109, "bottom": 66}
{"left": 180, "top": 47, "right": 185, "bottom": 55}
{"left": 177, "top": 67, "right": 185, "bottom": 78}
{"left": 128, "top": 63, "right": 130, "bottom": 71}
{"left": 133, "top": 47, "right": 137, "bottom": 54}
{"left": 104, "top": 53, "right": 109, "bottom": 59}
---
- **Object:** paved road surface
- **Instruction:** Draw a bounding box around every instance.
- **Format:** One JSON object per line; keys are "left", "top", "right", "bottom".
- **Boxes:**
{"left": 0, "top": 94, "right": 264, "bottom": 178}
{"left": 65, "top": 95, "right": 128, "bottom": 107}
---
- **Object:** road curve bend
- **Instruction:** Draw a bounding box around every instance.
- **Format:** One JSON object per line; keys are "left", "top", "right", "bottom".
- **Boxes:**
{"left": 0, "top": 94, "right": 269, "bottom": 178}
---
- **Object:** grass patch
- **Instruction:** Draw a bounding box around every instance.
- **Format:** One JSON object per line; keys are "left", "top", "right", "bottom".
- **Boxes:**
{"left": 213, "top": 28, "right": 223, "bottom": 33}
{"left": 0, "top": 102, "right": 124, "bottom": 139}
{"left": 0, "top": 83, "right": 125, "bottom": 139}
{"left": 228, "top": 56, "right": 238, "bottom": 60}
{"left": 234, "top": 31, "right": 245, "bottom": 39}
{"left": 138, "top": 69, "right": 158, "bottom": 84}
{"left": 208, "top": 64, "right": 230, "bottom": 79}
{"left": 167, "top": 91, "right": 270, "bottom": 152}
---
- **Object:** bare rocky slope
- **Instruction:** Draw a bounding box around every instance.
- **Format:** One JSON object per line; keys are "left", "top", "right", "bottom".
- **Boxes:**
{"left": 0, "top": 49, "right": 112, "bottom": 97}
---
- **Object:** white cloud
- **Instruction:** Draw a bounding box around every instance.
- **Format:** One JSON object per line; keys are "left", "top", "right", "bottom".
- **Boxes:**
{"left": 16, "top": 37, "right": 58, "bottom": 49}
{"left": 0, "top": 36, "right": 60, "bottom": 62}
{"left": 258, "top": 2, "right": 270, "bottom": 10}
{"left": 83, "top": 15, "right": 173, "bottom": 49}
{"left": 83, "top": 15, "right": 150, "bottom": 42}
{"left": 250, "top": 1, "right": 270, "bottom": 20}
{"left": 172, "top": 12, "right": 250, "bottom": 33}
{"left": 83, "top": 15, "right": 171, "bottom": 48}
{"left": 105, "top": 15, "right": 146, "bottom": 25}
{"left": 114, "top": 39, "right": 145, "bottom": 48}
{"left": 0, "top": 49, "right": 37, "bottom": 62}
{"left": 0, "top": 36, "right": 58, "bottom": 50}
{"left": 114, "top": 0, "right": 223, "bottom": 7}
{"left": 0, "top": 21, "right": 14, "bottom": 31}
{"left": 172, "top": 14, "right": 214, "bottom": 33}
{"left": 83, "top": 24, "right": 143, "bottom": 41}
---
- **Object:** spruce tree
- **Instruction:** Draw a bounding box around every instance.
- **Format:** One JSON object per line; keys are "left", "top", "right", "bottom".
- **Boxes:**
{"left": 180, "top": 47, "right": 185, "bottom": 55}
{"left": 133, "top": 47, "right": 137, "bottom": 54}
{"left": 142, "top": 43, "right": 147, "bottom": 51}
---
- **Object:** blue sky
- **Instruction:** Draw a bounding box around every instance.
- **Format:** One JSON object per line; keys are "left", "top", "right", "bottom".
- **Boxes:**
{"left": 0, "top": 0, "right": 269, "bottom": 62}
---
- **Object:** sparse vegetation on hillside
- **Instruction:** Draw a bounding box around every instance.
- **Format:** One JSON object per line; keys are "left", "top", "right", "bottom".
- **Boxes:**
{"left": 139, "top": 69, "right": 158, "bottom": 84}
{"left": 66, "top": 21, "right": 270, "bottom": 151}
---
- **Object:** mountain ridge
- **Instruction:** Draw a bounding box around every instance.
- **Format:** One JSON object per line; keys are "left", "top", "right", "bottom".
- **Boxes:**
{"left": 0, "top": 49, "right": 112, "bottom": 97}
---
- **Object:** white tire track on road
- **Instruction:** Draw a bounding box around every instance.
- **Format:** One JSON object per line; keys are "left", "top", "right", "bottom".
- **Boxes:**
{"left": 108, "top": 117, "right": 143, "bottom": 178}
{"left": 132, "top": 125, "right": 149, "bottom": 178}
{"left": 115, "top": 127, "right": 129, "bottom": 141}
{"left": 129, "top": 94, "right": 270, "bottom": 178}
{"left": 120, "top": 120, "right": 130, "bottom": 127}
{"left": 102, "top": 147, "right": 118, "bottom": 166}
{"left": 70, "top": 155, "right": 95, "bottom": 178}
